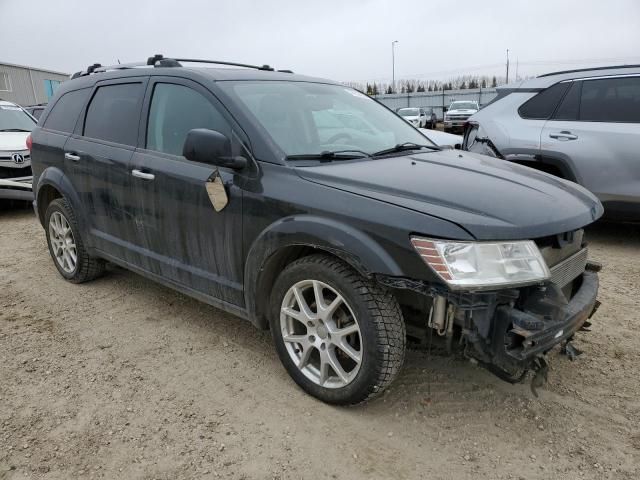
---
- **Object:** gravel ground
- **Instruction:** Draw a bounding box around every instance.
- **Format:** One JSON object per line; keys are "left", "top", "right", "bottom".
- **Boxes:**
{"left": 1, "top": 206, "right": 639, "bottom": 480}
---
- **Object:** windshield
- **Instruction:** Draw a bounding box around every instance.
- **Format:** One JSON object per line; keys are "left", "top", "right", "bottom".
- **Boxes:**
{"left": 449, "top": 102, "right": 477, "bottom": 111}
{"left": 221, "top": 81, "right": 433, "bottom": 156}
{"left": 0, "top": 104, "right": 36, "bottom": 131}
{"left": 398, "top": 108, "right": 419, "bottom": 117}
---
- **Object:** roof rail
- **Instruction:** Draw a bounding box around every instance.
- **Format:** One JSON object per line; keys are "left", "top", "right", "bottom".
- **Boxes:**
{"left": 165, "top": 56, "right": 275, "bottom": 71}
{"left": 538, "top": 64, "right": 640, "bottom": 78}
{"left": 70, "top": 54, "right": 289, "bottom": 79}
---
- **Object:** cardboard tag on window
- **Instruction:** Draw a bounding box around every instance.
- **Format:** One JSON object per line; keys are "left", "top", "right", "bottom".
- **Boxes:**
{"left": 206, "top": 170, "right": 228, "bottom": 212}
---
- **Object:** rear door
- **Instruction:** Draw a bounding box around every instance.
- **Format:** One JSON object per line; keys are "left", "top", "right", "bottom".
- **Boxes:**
{"left": 64, "top": 77, "right": 148, "bottom": 259}
{"left": 541, "top": 76, "right": 640, "bottom": 204}
{"left": 128, "top": 77, "right": 245, "bottom": 306}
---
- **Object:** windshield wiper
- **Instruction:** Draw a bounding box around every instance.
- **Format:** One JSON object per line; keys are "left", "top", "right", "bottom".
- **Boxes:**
{"left": 286, "top": 149, "right": 371, "bottom": 161}
{"left": 0, "top": 128, "right": 32, "bottom": 132}
{"left": 371, "top": 142, "right": 440, "bottom": 157}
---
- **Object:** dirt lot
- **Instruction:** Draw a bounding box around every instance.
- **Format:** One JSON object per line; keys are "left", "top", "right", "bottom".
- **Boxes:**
{"left": 1, "top": 207, "right": 639, "bottom": 480}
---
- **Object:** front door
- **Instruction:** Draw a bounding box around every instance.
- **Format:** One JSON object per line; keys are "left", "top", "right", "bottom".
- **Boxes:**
{"left": 128, "top": 78, "right": 246, "bottom": 306}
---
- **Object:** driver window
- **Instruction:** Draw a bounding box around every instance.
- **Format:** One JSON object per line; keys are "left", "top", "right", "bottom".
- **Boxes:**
{"left": 146, "top": 83, "right": 231, "bottom": 156}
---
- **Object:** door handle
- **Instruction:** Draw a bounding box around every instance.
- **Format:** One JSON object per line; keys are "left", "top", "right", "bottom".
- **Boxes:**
{"left": 549, "top": 131, "right": 578, "bottom": 140}
{"left": 131, "top": 169, "right": 155, "bottom": 180}
{"left": 64, "top": 152, "right": 81, "bottom": 162}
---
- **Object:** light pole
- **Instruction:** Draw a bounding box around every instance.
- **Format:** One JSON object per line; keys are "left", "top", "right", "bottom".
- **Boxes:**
{"left": 391, "top": 40, "right": 398, "bottom": 93}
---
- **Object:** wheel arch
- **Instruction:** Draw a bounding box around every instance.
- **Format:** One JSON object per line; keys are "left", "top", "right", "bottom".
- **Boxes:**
{"left": 35, "top": 167, "right": 87, "bottom": 231}
{"left": 244, "top": 215, "right": 404, "bottom": 330}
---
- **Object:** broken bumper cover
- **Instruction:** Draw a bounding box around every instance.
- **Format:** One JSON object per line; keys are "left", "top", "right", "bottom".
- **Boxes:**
{"left": 498, "top": 271, "right": 599, "bottom": 362}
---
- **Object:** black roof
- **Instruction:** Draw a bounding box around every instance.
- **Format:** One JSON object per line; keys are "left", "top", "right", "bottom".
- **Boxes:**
{"left": 68, "top": 55, "right": 336, "bottom": 85}
{"left": 538, "top": 64, "right": 640, "bottom": 78}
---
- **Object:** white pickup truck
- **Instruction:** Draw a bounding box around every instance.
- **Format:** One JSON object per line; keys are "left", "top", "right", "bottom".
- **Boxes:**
{"left": 444, "top": 100, "right": 479, "bottom": 133}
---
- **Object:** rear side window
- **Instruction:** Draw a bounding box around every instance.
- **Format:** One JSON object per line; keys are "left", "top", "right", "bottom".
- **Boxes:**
{"left": 84, "top": 83, "right": 143, "bottom": 146}
{"left": 43, "top": 88, "right": 89, "bottom": 133}
{"left": 553, "top": 81, "right": 582, "bottom": 121}
{"left": 518, "top": 82, "right": 570, "bottom": 120}
{"left": 146, "top": 83, "right": 231, "bottom": 156}
{"left": 580, "top": 77, "right": 640, "bottom": 123}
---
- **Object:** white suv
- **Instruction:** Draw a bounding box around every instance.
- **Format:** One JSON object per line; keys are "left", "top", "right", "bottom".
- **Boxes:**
{"left": 0, "top": 100, "right": 35, "bottom": 201}
{"left": 463, "top": 65, "right": 640, "bottom": 222}
{"left": 444, "top": 101, "right": 479, "bottom": 133}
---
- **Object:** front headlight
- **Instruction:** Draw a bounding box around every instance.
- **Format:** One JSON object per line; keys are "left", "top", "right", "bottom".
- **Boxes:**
{"left": 411, "top": 237, "right": 550, "bottom": 290}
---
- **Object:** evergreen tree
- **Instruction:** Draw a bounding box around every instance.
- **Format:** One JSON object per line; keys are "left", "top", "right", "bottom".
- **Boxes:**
{"left": 372, "top": 83, "right": 379, "bottom": 95}
{"left": 491, "top": 76, "right": 497, "bottom": 87}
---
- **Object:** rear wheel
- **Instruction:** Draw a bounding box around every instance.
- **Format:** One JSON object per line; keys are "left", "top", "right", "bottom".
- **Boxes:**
{"left": 270, "top": 254, "right": 406, "bottom": 405}
{"left": 45, "top": 198, "right": 105, "bottom": 283}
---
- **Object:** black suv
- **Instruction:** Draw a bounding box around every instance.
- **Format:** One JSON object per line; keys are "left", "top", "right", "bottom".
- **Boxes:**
{"left": 29, "top": 56, "right": 603, "bottom": 404}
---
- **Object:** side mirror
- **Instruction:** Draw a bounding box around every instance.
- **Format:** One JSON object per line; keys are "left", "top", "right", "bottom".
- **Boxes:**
{"left": 183, "top": 128, "right": 247, "bottom": 170}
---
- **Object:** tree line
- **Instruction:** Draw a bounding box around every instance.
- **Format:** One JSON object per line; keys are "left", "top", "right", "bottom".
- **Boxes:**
{"left": 345, "top": 75, "right": 504, "bottom": 95}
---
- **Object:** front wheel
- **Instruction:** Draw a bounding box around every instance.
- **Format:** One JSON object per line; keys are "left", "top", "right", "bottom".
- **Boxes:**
{"left": 270, "top": 254, "right": 406, "bottom": 405}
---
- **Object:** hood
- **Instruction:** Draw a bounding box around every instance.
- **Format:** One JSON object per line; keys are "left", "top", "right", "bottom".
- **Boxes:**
{"left": 295, "top": 150, "right": 603, "bottom": 240}
{"left": 0, "top": 132, "right": 30, "bottom": 152}
{"left": 403, "top": 116, "right": 419, "bottom": 121}
{"left": 419, "top": 128, "right": 462, "bottom": 148}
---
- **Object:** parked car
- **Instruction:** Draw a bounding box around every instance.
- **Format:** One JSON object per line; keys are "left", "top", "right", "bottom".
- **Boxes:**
{"left": 30, "top": 55, "right": 602, "bottom": 405}
{"left": 0, "top": 100, "right": 35, "bottom": 201}
{"left": 422, "top": 107, "right": 438, "bottom": 129}
{"left": 419, "top": 128, "right": 462, "bottom": 149}
{"left": 24, "top": 104, "right": 47, "bottom": 121}
{"left": 463, "top": 65, "right": 640, "bottom": 222}
{"left": 397, "top": 107, "right": 429, "bottom": 128}
{"left": 444, "top": 100, "right": 479, "bottom": 133}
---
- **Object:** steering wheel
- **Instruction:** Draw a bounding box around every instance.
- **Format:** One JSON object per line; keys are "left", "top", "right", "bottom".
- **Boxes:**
{"left": 325, "top": 133, "right": 354, "bottom": 144}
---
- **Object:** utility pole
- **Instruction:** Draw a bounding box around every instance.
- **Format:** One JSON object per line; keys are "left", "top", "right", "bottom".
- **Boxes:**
{"left": 515, "top": 58, "right": 519, "bottom": 81}
{"left": 392, "top": 40, "right": 399, "bottom": 94}
{"left": 506, "top": 49, "right": 510, "bottom": 84}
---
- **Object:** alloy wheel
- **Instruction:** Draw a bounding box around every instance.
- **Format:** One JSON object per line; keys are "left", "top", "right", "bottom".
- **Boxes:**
{"left": 49, "top": 211, "right": 77, "bottom": 273}
{"left": 280, "top": 280, "right": 362, "bottom": 388}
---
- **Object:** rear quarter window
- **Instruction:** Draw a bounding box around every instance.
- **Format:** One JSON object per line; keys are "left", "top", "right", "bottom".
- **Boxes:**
{"left": 84, "top": 83, "right": 143, "bottom": 146}
{"left": 43, "top": 88, "right": 90, "bottom": 133}
{"left": 518, "top": 82, "right": 570, "bottom": 120}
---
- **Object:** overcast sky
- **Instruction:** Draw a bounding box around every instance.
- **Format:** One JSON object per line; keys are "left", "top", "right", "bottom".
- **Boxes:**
{"left": 2, "top": 0, "right": 639, "bottom": 83}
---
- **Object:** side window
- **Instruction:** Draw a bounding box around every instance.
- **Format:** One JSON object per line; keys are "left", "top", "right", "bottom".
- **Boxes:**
{"left": 43, "top": 88, "right": 90, "bottom": 133}
{"left": 580, "top": 77, "right": 640, "bottom": 123}
{"left": 553, "top": 81, "right": 582, "bottom": 121}
{"left": 146, "top": 83, "right": 231, "bottom": 156}
{"left": 518, "top": 82, "right": 570, "bottom": 120}
{"left": 84, "top": 83, "right": 143, "bottom": 146}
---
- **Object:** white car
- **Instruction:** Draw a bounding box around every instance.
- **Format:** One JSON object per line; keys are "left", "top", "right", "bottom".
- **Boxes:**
{"left": 0, "top": 100, "right": 35, "bottom": 201}
{"left": 397, "top": 107, "right": 429, "bottom": 128}
{"left": 444, "top": 101, "right": 479, "bottom": 133}
{"left": 419, "top": 128, "right": 463, "bottom": 149}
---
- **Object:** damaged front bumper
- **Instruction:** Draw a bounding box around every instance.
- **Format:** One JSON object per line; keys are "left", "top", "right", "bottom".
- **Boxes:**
{"left": 0, "top": 176, "right": 34, "bottom": 201}
{"left": 495, "top": 270, "right": 598, "bottom": 363}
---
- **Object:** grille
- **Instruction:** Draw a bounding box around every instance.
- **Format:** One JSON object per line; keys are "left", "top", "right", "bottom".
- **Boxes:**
{"left": 0, "top": 165, "right": 32, "bottom": 179}
{"left": 550, "top": 248, "right": 588, "bottom": 288}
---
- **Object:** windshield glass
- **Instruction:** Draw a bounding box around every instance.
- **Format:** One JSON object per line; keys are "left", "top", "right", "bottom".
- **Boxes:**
{"left": 221, "top": 81, "right": 433, "bottom": 156}
{"left": 398, "top": 108, "right": 419, "bottom": 117}
{"left": 449, "top": 102, "right": 477, "bottom": 111}
{"left": 0, "top": 104, "right": 36, "bottom": 131}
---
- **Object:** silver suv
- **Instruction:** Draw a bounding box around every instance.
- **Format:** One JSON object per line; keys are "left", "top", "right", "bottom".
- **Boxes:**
{"left": 463, "top": 65, "right": 640, "bottom": 222}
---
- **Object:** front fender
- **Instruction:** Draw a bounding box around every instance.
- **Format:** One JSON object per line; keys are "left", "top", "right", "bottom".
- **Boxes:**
{"left": 244, "top": 215, "right": 404, "bottom": 328}
{"left": 35, "top": 167, "right": 87, "bottom": 232}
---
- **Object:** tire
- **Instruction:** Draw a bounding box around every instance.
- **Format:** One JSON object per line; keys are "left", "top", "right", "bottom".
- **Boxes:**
{"left": 45, "top": 198, "right": 105, "bottom": 283}
{"left": 270, "top": 254, "right": 406, "bottom": 405}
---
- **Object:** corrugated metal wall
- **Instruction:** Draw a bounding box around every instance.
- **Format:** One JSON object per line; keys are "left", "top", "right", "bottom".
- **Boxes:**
{"left": 373, "top": 88, "right": 497, "bottom": 120}
{"left": 0, "top": 63, "right": 69, "bottom": 106}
